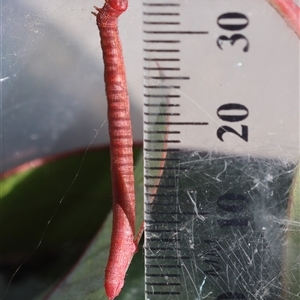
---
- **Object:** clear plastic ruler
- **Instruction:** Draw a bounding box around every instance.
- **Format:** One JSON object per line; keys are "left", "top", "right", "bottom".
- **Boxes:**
{"left": 143, "top": 0, "right": 299, "bottom": 299}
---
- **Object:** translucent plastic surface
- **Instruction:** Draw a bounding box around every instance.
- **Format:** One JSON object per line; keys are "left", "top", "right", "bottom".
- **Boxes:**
{"left": 143, "top": 0, "right": 299, "bottom": 299}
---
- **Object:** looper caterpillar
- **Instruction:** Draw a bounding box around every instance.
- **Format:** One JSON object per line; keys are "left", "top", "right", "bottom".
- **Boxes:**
{"left": 92, "top": 1, "right": 139, "bottom": 299}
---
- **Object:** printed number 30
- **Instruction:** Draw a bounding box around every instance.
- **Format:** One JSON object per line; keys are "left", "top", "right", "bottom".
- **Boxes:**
{"left": 216, "top": 12, "right": 250, "bottom": 52}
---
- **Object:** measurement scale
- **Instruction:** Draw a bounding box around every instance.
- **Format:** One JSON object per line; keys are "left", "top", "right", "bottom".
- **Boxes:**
{"left": 142, "top": 0, "right": 299, "bottom": 299}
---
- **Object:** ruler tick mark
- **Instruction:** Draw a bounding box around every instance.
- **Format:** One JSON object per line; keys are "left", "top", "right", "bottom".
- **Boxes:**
{"left": 144, "top": 139, "right": 181, "bottom": 143}
{"left": 144, "top": 112, "right": 180, "bottom": 116}
{"left": 143, "top": 49, "right": 180, "bottom": 52}
{"left": 144, "top": 148, "right": 180, "bottom": 152}
{"left": 144, "top": 76, "right": 189, "bottom": 80}
{"left": 144, "top": 104, "right": 180, "bottom": 107}
{"left": 144, "top": 84, "right": 180, "bottom": 88}
{"left": 144, "top": 30, "right": 209, "bottom": 34}
{"left": 143, "top": 39, "right": 180, "bottom": 43}
{"left": 144, "top": 58, "right": 180, "bottom": 62}
{"left": 145, "top": 121, "right": 208, "bottom": 125}
{"left": 145, "top": 156, "right": 180, "bottom": 159}
{"left": 144, "top": 67, "right": 180, "bottom": 71}
{"left": 146, "top": 291, "right": 181, "bottom": 295}
{"left": 144, "top": 94, "right": 180, "bottom": 98}
{"left": 145, "top": 229, "right": 178, "bottom": 233}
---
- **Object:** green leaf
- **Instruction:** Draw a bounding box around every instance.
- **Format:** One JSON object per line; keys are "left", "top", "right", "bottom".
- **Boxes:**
{"left": 37, "top": 152, "right": 144, "bottom": 300}
{"left": 282, "top": 165, "right": 300, "bottom": 299}
{"left": 1, "top": 150, "right": 113, "bottom": 254}
{"left": 0, "top": 148, "right": 143, "bottom": 300}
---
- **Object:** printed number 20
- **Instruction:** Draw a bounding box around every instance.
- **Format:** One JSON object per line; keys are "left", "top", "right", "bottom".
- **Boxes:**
{"left": 216, "top": 103, "right": 249, "bottom": 142}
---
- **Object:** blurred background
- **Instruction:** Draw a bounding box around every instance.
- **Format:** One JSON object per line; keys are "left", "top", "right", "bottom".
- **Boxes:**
{"left": 1, "top": 0, "right": 143, "bottom": 173}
